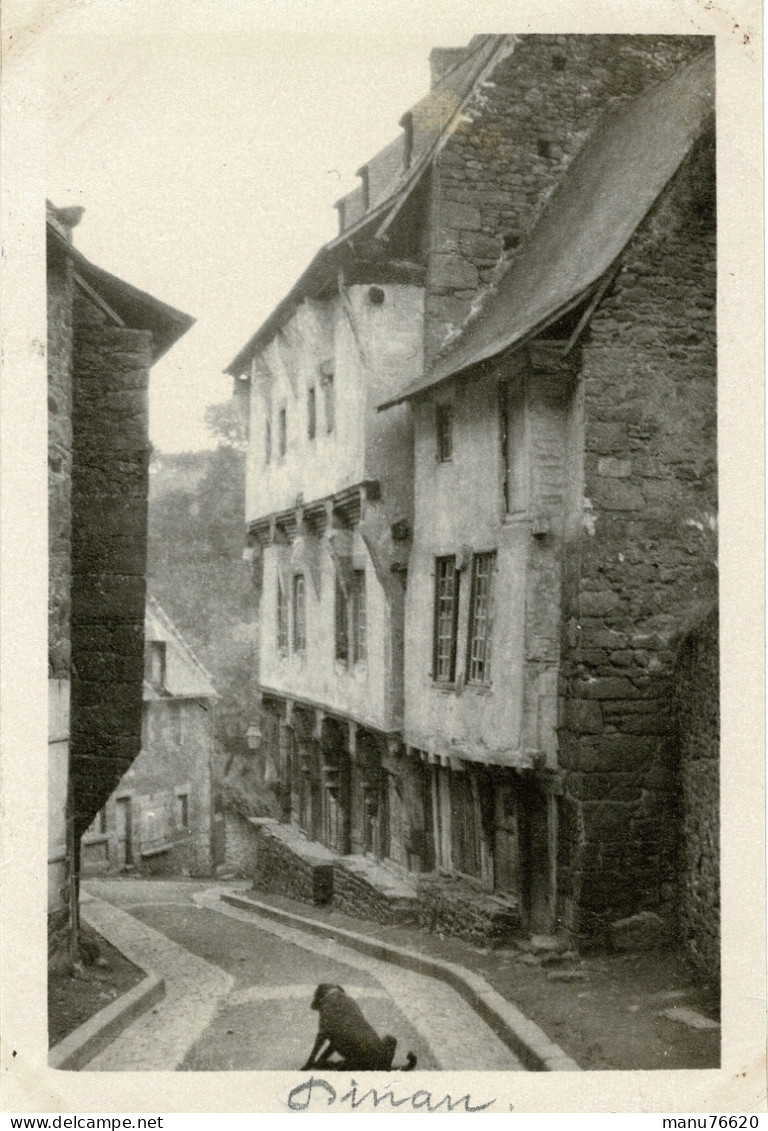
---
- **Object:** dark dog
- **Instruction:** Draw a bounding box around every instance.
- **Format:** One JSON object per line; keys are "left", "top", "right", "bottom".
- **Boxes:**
{"left": 301, "top": 983, "right": 417, "bottom": 1072}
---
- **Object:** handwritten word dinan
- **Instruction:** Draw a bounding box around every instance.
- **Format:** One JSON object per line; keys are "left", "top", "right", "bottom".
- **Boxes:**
{"left": 286, "top": 1076, "right": 497, "bottom": 1113}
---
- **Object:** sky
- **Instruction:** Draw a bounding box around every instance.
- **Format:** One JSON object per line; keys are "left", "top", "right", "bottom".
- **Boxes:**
{"left": 41, "top": 2, "right": 481, "bottom": 453}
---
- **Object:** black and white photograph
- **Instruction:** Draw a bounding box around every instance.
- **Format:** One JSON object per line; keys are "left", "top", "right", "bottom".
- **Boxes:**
{"left": 1, "top": 0, "right": 764, "bottom": 1117}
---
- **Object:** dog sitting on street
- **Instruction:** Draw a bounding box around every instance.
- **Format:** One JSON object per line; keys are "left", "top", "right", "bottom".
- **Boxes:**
{"left": 301, "top": 983, "right": 417, "bottom": 1072}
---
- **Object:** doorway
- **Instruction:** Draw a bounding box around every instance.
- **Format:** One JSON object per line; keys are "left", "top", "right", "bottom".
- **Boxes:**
{"left": 115, "top": 796, "right": 133, "bottom": 870}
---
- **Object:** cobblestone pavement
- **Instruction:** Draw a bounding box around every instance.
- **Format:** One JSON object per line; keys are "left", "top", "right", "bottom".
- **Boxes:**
{"left": 83, "top": 879, "right": 524, "bottom": 1072}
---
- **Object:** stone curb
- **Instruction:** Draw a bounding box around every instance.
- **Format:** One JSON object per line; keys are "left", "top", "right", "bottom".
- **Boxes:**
{"left": 49, "top": 973, "right": 165, "bottom": 1071}
{"left": 221, "top": 890, "right": 582, "bottom": 1072}
{"left": 79, "top": 895, "right": 235, "bottom": 1071}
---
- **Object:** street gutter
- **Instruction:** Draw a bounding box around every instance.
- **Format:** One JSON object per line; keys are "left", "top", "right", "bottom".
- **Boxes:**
{"left": 49, "top": 972, "right": 165, "bottom": 1071}
{"left": 221, "top": 890, "right": 581, "bottom": 1072}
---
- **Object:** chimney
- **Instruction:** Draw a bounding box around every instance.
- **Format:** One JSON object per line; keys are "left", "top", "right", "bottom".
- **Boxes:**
{"left": 46, "top": 200, "right": 85, "bottom": 243}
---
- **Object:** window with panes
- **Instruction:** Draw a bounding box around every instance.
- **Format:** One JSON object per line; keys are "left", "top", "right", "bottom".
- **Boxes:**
{"left": 433, "top": 556, "right": 459, "bottom": 682}
{"left": 335, "top": 571, "right": 366, "bottom": 664}
{"left": 466, "top": 552, "right": 495, "bottom": 684}
{"left": 351, "top": 570, "right": 366, "bottom": 663}
{"left": 277, "top": 576, "right": 289, "bottom": 653}
{"left": 335, "top": 577, "right": 349, "bottom": 662}
{"left": 293, "top": 574, "right": 306, "bottom": 652}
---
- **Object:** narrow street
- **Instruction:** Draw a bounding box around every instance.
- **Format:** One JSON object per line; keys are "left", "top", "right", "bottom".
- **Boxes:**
{"left": 82, "top": 879, "right": 524, "bottom": 1072}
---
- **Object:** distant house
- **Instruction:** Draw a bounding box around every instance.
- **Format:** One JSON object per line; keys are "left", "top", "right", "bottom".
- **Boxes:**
{"left": 82, "top": 598, "right": 217, "bottom": 877}
{"left": 47, "top": 202, "right": 194, "bottom": 919}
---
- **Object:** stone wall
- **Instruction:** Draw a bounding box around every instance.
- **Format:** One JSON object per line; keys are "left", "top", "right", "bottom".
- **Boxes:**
{"left": 69, "top": 296, "right": 153, "bottom": 840}
{"left": 48, "top": 250, "right": 74, "bottom": 678}
{"left": 425, "top": 35, "right": 707, "bottom": 360}
{"left": 557, "top": 129, "right": 717, "bottom": 937}
{"left": 332, "top": 856, "right": 418, "bottom": 924}
{"left": 332, "top": 863, "right": 398, "bottom": 923}
{"left": 418, "top": 874, "right": 520, "bottom": 945}
{"left": 675, "top": 607, "right": 719, "bottom": 985}
{"left": 253, "top": 821, "right": 335, "bottom": 904}
{"left": 224, "top": 814, "right": 269, "bottom": 877}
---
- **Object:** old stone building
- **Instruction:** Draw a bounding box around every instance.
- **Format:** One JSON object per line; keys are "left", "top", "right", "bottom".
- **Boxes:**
{"left": 226, "top": 37, "right": 717, "bottom": 953}
{"left": 82, "top": 597, "right": 217, "bottom": 877}
{"left": 381, "top": 46, "right": 716, "bottom": 943}
{"left": 47, "top": 202, "right": 193, "bottom": 918}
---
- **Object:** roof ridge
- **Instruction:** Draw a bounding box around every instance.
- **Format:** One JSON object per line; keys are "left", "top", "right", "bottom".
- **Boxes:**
{"left": 432, "top": 45, "right": 716, "bottom": 370}
{"left": 380, "top": 44, "right": 715, "bottom": 408}
{"left": 224, "top": 36, "right": 515, "bottom": 376}
{"left": 146, "top": 593, "right": 218, "bottom": 691}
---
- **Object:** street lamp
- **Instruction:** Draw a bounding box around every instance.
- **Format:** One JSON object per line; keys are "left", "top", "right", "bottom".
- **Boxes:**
{"left": 245, "top": 723, "right": 262, "bottom": 752}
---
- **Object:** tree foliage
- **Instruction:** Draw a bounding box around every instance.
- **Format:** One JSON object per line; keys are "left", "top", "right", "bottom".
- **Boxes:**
{"left": 147, "top": 437, "right": 257, "bottom": 787}
{"left": 204, "top": 398, "right": 248, "bottom": 449}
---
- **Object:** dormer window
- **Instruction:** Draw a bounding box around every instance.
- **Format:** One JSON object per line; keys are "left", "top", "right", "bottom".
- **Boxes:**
{"left": 278, "top": 406, "right": 287, "bottom": 458}
{"left": 265, "top": 417, "right": 272, "bottom": 466}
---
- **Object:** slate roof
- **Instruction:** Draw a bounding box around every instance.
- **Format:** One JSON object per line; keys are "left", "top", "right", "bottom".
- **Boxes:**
{"left": 47, "top": 203, "right": 195, "bottom": 363}
{"left": 144, "top": 596, "right": 218, "bottom": 701}
{"left": 329, "top": 36, "right": 510, "bottom": 244}
{"left": 378, "top": 47, "right": 715, "bottom": 408}
{"left": 224, "top": 35, "right": 515, "bottom": 377}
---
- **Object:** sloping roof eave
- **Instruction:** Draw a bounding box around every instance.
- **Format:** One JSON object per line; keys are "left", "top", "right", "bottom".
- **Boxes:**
{"left": 46, "top": 221, "right": 195, "bottom": 362}
{"left": 223, "top": 36, "right": 512, "bottom": 378}
{"left": 379, "top": 47, "right": 715, "bottom": 410}
{"left": 377, "top": 277, "right": 607, "bottom": 410}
